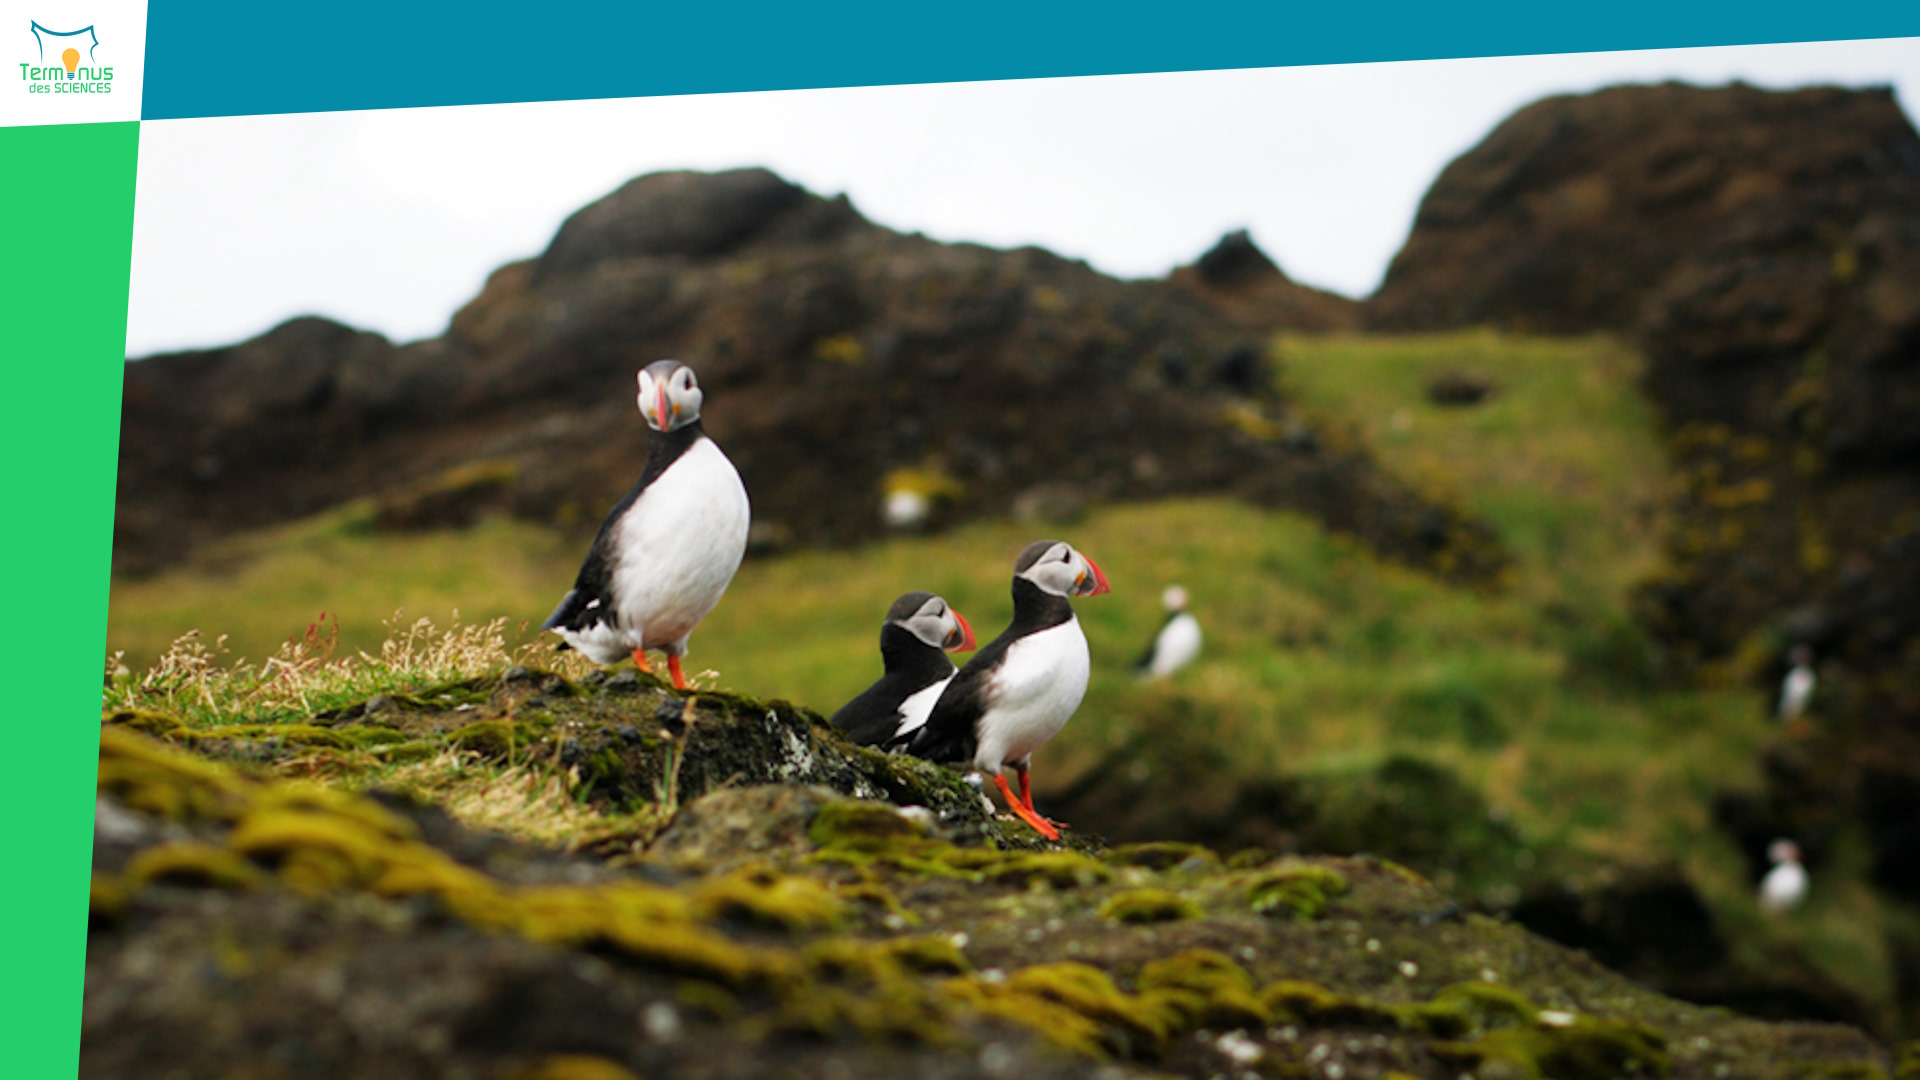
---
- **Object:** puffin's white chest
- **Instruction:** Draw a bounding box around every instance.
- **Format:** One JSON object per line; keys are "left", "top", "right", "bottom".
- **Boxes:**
{"left": 1759, "top": 861, "right": 1808, "bottom": 913}
{"left": 1778, "top": 666, "right": 1815, "bottom": 719}
{"left": 1145, "top": 613, "right": 1202, "bottom": 679}
{"left": 974, "top": 616, "right": 1089, "bottom": 771}
{"left": 893, "top": 672, "right": 956, "bottom": 741}
{"left": 607, "top": 437, "right": 750, "bottom": 649}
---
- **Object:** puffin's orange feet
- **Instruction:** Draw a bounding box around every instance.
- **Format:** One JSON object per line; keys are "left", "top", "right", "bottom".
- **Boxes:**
{"left": 1016, "top": 769, "right": 1064, "bottom": 834}
{"left": 994, "top": 774, "right": 1061, "bottom": 841}
{"left": 630, "top": 649, "right": 653, "bottom": 674}
{"left": 666, "top": 655, "right": 689, "bottom": 690}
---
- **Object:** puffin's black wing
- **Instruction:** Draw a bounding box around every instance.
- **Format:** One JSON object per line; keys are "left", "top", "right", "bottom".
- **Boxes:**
{"left": 542, "top": 422, "right": 705, "bottom": 634}
{"left": 900, "top": 577, "right": 1073, "bottom": 764}
{"left": 833, "top": 624, "right": 957, "bottom": 747}
{"left": 831, "top": 679, "right": 913, "bottom": 747}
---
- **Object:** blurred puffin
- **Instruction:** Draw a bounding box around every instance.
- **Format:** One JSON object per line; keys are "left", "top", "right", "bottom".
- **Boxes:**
{"left": 898, "top": 540, "right": 1110, "bottom": 840}
{"left": 1759, "top": 839, "right": 1808, "bottom": 914}
{"left": 542, "top": 360, "right": 749, "bottom": 689}
{"left": 1777, "top": 645, "right": 1816, "bottom": 722}
{"left": 830, "top": 592, "right": 977, "bottom": 747}
{"left": 1134, "top": 584, "right": 1201, "bottom": 680}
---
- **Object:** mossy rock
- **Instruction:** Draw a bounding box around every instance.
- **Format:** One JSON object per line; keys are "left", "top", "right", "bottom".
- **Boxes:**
{"left": 503, "top": 1054, "right": 641, "bottom": 1080}
{"left": 124, "top": 842, "right": 267, "bottom": 892}
{"left": 1261, "top": 980, "right": 1402, "bottom": 1030}
{"left": 1104, "top": 841, "right": 1219, "bottom": 871}
{"left": 1136, "top": 949, "right": 1269, "bottom": 1028}
{"left": 1246, "top": 862, "right": 1350, "bottom": 920}
{"left": 1098, "top": 888, "right": 1203, "bottom": 924}
{"left": 984, "top": 852, "right": 1113, "bottom": 889}
{"left": 1003, "top": 962, "right": 1182, "bottom": 1051}
{"left": 1432, "top": 1013, "right": 1671, "bottom": 1080}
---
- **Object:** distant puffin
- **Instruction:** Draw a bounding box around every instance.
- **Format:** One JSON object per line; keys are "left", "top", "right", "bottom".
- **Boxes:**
{"left": 830, "top": 592, "right": 977, "bottom": 748}
{"left": 898, "top": 540, "right": 1111, "bottom": 840}
{"left": 542, "top": 360, "right": 750, "bottom": 689}
{"left": 1759, "top": 839, "right": 1808, "bottom": 914}
{"left": 1134, "top": 584, "right": 1201, "bottom": 680}
{"left": 1777, "top": 645, "right": 1816, "bottom": 722}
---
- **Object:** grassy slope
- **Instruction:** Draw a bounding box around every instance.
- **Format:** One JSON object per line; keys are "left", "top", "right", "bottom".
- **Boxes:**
{"left": 107, "top": 330, "right": 1890, "bottom": 1008}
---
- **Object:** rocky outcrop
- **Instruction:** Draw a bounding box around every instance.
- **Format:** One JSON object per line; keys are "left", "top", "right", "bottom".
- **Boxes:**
{"left": 1364, "top": 84, "right": 1920, "bottom": 924}
{"left": 87, "top": 713, "right": 1899, "bottom": 1079}
{"left": 115, "top": 169, "right": 1494, "bottom": 586}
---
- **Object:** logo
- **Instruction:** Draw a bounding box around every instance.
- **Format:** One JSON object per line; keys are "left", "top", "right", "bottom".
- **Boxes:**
{"left": 20, "top": 21, "right": 112, "bottom": 95}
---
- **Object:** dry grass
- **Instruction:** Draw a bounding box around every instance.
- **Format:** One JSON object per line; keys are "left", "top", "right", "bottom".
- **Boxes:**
{"left": 104, "top": 610, "right": 598, "bottom": 727}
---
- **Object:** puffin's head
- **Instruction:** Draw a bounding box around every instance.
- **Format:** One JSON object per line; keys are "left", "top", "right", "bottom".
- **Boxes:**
{"left": 886, "top": 591, "right": 975, "bottom": 652}
{"left": 637, "top": 360, "right": 703, "bottom": 433}
{"left": 1767, "top": 839, "right": 1802, "bottom": 865}
{"left": 1162, "top": 584, "right": 1190, "bottom": 612}
{"left": 1015, "top": 540, "right": 1111, "bottom": 599}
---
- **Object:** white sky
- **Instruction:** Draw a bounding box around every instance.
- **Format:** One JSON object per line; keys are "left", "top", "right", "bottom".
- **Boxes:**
{"left": 126, "top": 37, "right": 1920, "bottom": 358}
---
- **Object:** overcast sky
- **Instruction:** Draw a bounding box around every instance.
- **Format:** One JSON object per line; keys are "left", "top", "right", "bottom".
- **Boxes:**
{"left": 126, "top": 37, "right": 1920, "bottom": 358}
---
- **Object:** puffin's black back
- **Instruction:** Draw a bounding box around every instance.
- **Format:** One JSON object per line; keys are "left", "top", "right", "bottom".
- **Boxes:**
{"left": 1132, "top": 608, "right": 1184, "bottom": 672}
{"left": 542, "top": 420, "right": 707, "bottom": 634}
{"left": 899, "top": 576, "right": 1074, "bottom": 764}
{"left": 829, "top": 621, "right": 957, "bottom": 747}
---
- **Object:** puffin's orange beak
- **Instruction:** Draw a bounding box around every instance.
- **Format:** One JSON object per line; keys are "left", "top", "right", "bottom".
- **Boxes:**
{"left": 947, "top": 609, "right": 977, "bottom": 653}
{"left": 655, "top": 384, "right": 671, "bottom": 431}
{"left": 1077, "top": 555, "right": 1111, "bottom": 597}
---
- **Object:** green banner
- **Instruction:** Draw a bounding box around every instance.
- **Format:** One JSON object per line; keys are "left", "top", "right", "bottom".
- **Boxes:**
{"left": 0, "top": 120, "right": 139, "bottom": 1077}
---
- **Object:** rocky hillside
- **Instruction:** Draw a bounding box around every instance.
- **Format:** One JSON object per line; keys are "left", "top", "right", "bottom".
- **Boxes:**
{"left": 88, "top": 674, "right": 1905, "bottom": 1079}
{"left": 1365, "top": 82, "right": 1920, "bottom": 924}
{"left": 113, "top": 170, "right": 1502, "bottom": 588}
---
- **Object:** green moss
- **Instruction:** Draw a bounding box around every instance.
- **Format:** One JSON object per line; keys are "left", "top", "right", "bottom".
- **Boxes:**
{"left": 89, "top": 874, "right": 128, "bottom": 925}
{"left": 1246, "top": 862, "right": 1350, "bottom": 920}
{"left": 690, "top": 863, "right": 845, "bottom": 932}
{"left": 673, "top": 979, "right": 740, "bottom": 1020}
{"left": 1136, "top": 949, "right": 1269, "bottom": 1028}
{"left": 942, "top": 977, "right": 1108, "bottom": 1059}
{"left": 882, "top": 935, "right": 972, "bottom": 975}
{"left": 1796, "top": 1065, "right": 1891, "bottom": 1080}
{"left": 807, "top": 800, "right": 928, "bottom": 851}
{"left": 1432, "top": 1014, "right": 1670, "bottom": 1080}
{"left": 1427, "top": 980, "right": 1540, "bottom": 1031}
{"left": 97, "top": 725, "right": 254, "bottom": 822}
{"left": 447, "top": 719, "right": 524, "bottom": 759}
{"left": 504, "top": 1054, "right": 642, "bottom": 1080}
{"left": 1261, "top": 980, "right": 1402, "bottom": 1030}
{"left": 1103, "top": 841, "right": 1219, "bottom": 871}
{"left": 1898, "top": 1042, "right": 1920, "bottom": 1080}
{"left": 984, "top": 852, "right": 1113, "bottom": 889}
{"left": 1097, "top": 888, "right": 1203, "bottom": 924}
{"left": 124, "top": 842, "right": 267, "bottom": 891}
{"left": 1004, "top": 962, "right": 1182, "bottom": 1051}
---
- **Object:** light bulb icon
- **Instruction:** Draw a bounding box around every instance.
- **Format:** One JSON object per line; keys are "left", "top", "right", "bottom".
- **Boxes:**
{"left": 62, "top": 48, "right": 78, "bottom": 78}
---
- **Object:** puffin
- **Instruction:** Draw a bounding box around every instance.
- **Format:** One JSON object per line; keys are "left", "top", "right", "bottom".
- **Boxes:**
{"left": 829, "top": 591, "right": 977, "bottom": 747}
{"left": 541, "top": 360, "right": 750, "bottom": 689}
{"left": 1758, "top": 839, "right": 1808, "bottom": 915}
{"left": 1134, "top": 584, "right": 1201, "bottom": 680}
{"left": 1777, "top": 645, "right": 1816, "bottom": 722}
{"left": 897, "top": 540, "right": 1111, "bottom": 840}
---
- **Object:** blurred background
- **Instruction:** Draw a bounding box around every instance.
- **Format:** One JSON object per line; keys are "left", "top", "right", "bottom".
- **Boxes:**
{"left": 110, "top": 40, "right": 1920, "bottom": 1039}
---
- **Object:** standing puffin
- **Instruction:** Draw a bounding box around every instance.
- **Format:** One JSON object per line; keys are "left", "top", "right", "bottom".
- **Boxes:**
{"left": 1777, "top": 645, "right": 1816, "bottom": 722}
{"left": 1134, "top": 584, "right": 1201, "bottom": 680}
{"left": 1759, "top": 839, "right": 1808, "bottom": 915}
{"left": 829, "top": 592, "right": 977, "bottom": 747}
{"left": 541, "top": 360, "right": 749, "bottom": 689}
{"left": 898, "top": 540, "right": 1111, "bottom": 840}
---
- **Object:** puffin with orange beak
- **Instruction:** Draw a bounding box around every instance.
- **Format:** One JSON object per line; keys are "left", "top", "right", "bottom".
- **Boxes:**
{"left": 897, "top": 540, "right": 1110, "bottom": 840}
{"left": 541, "top": 360, "right": 750, "bottom": 689}
{"left": 830, "top": 592, "right": 977, "bottom": 748}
